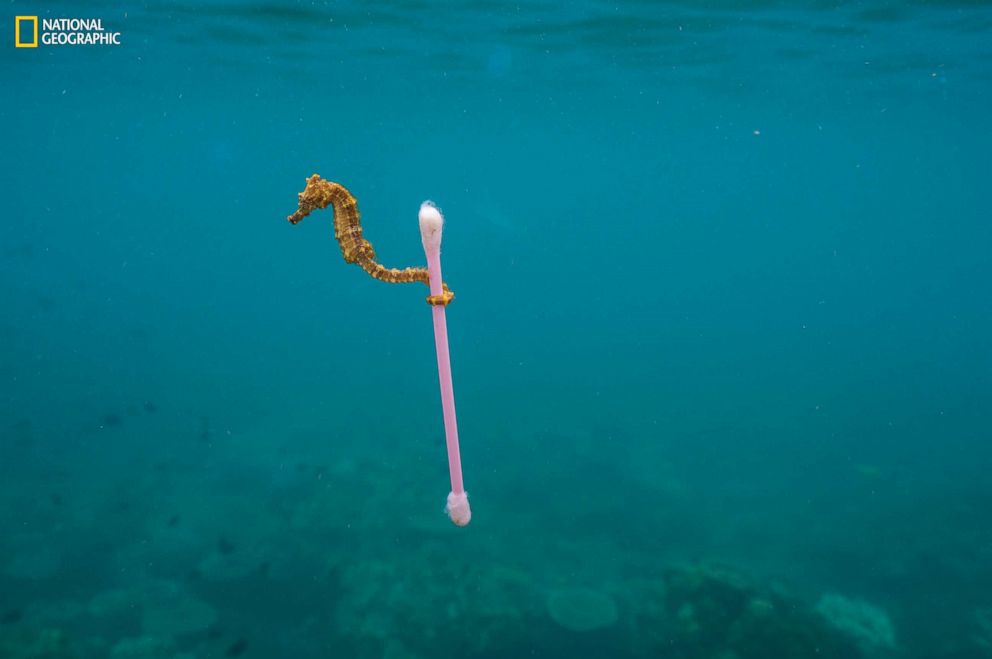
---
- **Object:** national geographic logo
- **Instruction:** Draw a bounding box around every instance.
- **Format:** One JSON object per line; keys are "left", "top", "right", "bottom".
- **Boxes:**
{"left": 15, "top": 16, "right": 121, "bottom": 47}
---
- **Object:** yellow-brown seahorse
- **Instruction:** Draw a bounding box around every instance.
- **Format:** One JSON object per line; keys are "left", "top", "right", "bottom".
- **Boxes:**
{"left": 287, "top": 174, "right": 454, "bottom": 306}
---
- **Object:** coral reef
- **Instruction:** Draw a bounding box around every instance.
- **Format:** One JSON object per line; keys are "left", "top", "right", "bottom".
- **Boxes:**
{"left": 333, "top": 544, "right": 542, "bottom": 658}
{"left": 2, "top": 412, "right": 937, "bottom": 659}
{"left": 816, "top": 594, "right": 896, "bottom": 655}
{"left": 657, "top": 564, "right": 865, "bottom": 659}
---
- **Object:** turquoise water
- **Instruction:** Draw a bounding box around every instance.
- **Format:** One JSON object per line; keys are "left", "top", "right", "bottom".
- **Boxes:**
{"left": 2, "top": 1, "right": 991, "bottom": 657}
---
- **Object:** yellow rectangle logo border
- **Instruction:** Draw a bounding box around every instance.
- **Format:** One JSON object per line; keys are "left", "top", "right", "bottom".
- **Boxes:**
{"left": 15, "top": 16, "right": 38, "bottom": 48}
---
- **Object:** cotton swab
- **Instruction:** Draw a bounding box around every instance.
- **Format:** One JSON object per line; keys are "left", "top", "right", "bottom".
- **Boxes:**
{"left": 419, "top": 202, "right": 471, "bottom": 527}
{"left": 287, "top": 175, "right": 470, "bottom": 527}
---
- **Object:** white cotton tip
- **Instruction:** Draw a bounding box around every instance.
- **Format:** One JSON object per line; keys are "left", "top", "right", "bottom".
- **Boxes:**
{"left": 446, "top": 491, "right": 471, "bottom": 527}
{"left": 419, "top": 201, "right": 444, "bottom": 256}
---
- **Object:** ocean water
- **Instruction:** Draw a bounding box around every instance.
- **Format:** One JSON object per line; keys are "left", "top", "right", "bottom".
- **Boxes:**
{"left": 1, "top": 1, "right": 990, "bottom": 657}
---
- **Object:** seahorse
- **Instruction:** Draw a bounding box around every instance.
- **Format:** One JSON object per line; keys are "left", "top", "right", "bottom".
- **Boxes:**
{"left": 287, "top": 174, "right": 454, "bottom": 305}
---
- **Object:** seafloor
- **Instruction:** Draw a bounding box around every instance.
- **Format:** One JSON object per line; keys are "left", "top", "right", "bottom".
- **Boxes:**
{"left": 1, "top": 402, "right": 986, "bottom": 659}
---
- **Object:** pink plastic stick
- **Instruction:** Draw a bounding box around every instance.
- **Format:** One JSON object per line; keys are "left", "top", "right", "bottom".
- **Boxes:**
{"left": 419, "top": 202, "right": 471, "bottom": 527}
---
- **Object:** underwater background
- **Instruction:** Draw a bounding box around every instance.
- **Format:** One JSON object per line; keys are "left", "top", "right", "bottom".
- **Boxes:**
{"left": 1, "top": 1, "right": 991, "bottom": 657}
